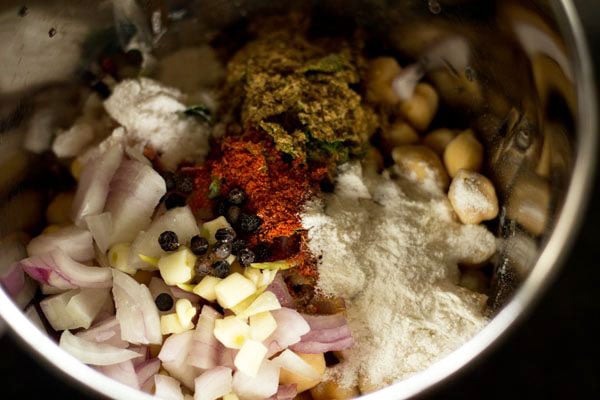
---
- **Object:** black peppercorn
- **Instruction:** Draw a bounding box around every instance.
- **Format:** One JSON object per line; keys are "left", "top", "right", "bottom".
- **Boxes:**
{"left": 211, "top": 260, "right": 230, "bottom": 278}
{"left": 215, "top": 227, "right": 236, "bottom": 243}
{"left": 238, "top": 248, "right": 255, "bottom": 266}
{"left": 227, "top": 188, "right": 246, "bottom": 205}
{"left": 154, "top": 293, "right": 174, "bottom": 311}
{"left": 190, "top": 235, "right": 209, "bottom": 256}
{"left": 231, "top": 239, "right": 247, "bottom": 256}
{"left": 239, "top": 213, "right": 262, "bottom": 233}
{"left": 158, "top": 231, "right": 179, "bottom": 251}
{"left": 194, "top": 256, "right": 213, "bottom": 280}
{"left": 212, "top": 241, "right": 232, "bottom": 259}
{"left": 164, "top": 192, "right": 187, "bottom": 209}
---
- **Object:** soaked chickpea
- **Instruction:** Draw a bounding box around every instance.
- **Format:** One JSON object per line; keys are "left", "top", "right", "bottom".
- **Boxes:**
{"left": 382, "top": 120, "right": 419, "bottom": 148}
{"left": 46, "top": 192, "right": 74, "bottom": 225}
{"left": 448, "top": 169, "right": 499, "bottom": 225}
{"left": 443, "top": 129, "right": 484, "bottom": 177}
{"left": 397, "top": 83, "right": 439, "bottom": 131}
{"left": 422, "top": 128, "right": 456, "bottom": 157}
{"left": 366, "top": 57, "right": 402, "bottom": 105}
{"left": 391, "top": 145, "right": 449, "bottom": 191}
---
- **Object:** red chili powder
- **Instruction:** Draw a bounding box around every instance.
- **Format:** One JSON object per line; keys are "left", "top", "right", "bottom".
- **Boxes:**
{"left": 189, "top": 135, "right": 326, "bottom": 277}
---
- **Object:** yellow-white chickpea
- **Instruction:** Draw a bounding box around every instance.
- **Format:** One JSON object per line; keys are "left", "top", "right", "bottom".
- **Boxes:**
{"left": 46, "top": 192, "right": 74, "bottom": 225}
{"left": 448, "top": 169, "right": 499, "bottom": 225}
{"left": 382, "top": 120, "right": 419, "bottom": 148}
{"left": 443, "top": 129, "right": 484, "bottom": 177}
{"left": 70, "top": 159, "right": 82, "bottom": 181}
{"left": 310, "top": 380, "right": 360, "bottom": 400}
{"left": 460, "top": 269, "right": 488, "bottom": 293}
{"left": 397, "top": 83, "right": 439, "bottom": 131}
{"left": 366, "top": 57, "right": 402, "bottom": 105}
{"left": 422, "top": 128, "right": 456, "bottom": 157}
{"left": 391, "top": 145, "right": 449, "bottom": 191}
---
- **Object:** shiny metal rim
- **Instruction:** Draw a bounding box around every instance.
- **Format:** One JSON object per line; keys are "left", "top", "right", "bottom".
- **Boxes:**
{"left": 0, "top": 0, "right": 596, "bottom": 399}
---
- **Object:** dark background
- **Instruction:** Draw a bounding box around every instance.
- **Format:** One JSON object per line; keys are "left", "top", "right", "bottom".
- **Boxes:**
{"left": 1, "top": 1, "right": 599, "bottom": 399}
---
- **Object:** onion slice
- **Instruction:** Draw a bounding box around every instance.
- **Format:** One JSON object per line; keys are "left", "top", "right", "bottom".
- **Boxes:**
{"left": 59, "top": 330, "right": 142, "bottom": 366}
{"left": 77, "top": 316, "right": 128, "bottom": 348}
{"left": 232, "top": 360, "right": 279, "bottom": 400}
{"left": 159, "top": 330, "right": 199, "bottom": 390}
{"left": 290, "top": 336, "right": 354, "bottom": 353}
{"left": 113, "top": 269, "right": 162, "bottom": 345}
{"left": 194, "top": 367, "right": 233, "bottom": 400}
{"left": 0, "top": 238, "right": 36, "bottom": 308}
{"left": 155, "top": 375, "right": 184, "bottom": 400}
{"left": 187, "top": 305, "right": 221, "bottom": 369}
{"left": 40, "top": 288, "right": 110, "bottom": 331}
{"left": 85, "top": 212, "right": 113, "bottom": 254}
{"left": 97, "top": 360, "right": 139, "bottom": 389}
{"left": 20, "top": 248, "right": 112, "bottom": 289}
{"left": 265, "top": 308, "right": 310, "bottom": 357}
{"left": 26, "top": 225, "right": 94, "bottom": 262}
{"left": 72, "top": 144, "right": 123, "bottom": 227}
{"left": 105, "top": 159, "right": 166, "bottom": 245}
{"left": 135, "top": 358, "right": 161, "bottom": 392}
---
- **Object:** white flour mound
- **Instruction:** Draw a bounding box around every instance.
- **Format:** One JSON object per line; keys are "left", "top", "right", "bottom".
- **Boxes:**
{"left": 301, "top": 162, "right": 496, "bottom": 391}
{"left": 101, "top": 78, "right": 212, "bottom": 170}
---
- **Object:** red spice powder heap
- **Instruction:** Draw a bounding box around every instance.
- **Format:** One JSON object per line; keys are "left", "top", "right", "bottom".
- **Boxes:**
{"left": 189, "top": 135, "right": 326, "bottom": 277}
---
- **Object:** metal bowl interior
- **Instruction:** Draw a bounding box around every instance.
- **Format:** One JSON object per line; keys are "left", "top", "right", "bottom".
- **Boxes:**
{"left": 0, "top": 0, "right": 595, "bottom": 399}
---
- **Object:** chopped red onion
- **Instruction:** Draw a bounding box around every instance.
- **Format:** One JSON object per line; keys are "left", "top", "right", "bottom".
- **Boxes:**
{"left": 135, "top": 358, "right": 161, "bottom": 393}
{"left": 85, "top": 213, "right": 113, "bottom": 254}
{"left": 219, "top": 347, "right": 237, "bottom": 371}
{"left": 188, "top": 306, "right": 222, "bottom": 369}
{"left": 129, "top": 345, "right": 151, "bottom": 367}
{"left": 27, "top": 225, "right": 94, "bottom": 262}
{"left": 97, "top": 360, "right": 139, "bottom": 389}
{"left": 155, "top": 375, "right": 184, "bottom": 400}
{"left": 266, "top": 274, "right": 294, "bottom": 308}
{"left": 194, "top": 367, "right": 233, "bottom": 400}
{"left": 0, "top": 238, "right": 37, "bottom": 309}
{"left": 265, "top": 308, "right": 310, "bottom": 357}
{"left": 128, "top": 206, "right": 200, "bottom": 270}
{"left": 41, "top": 287, "right": 110, "bottom": 331}
{"left": 72, "top": 145, "right": 123, "bottom": 227}
{"left": 301, "top": 313, "right": 347, "bottom": 331}
{"left": 59, "top": 330, "right": 142, "bottom": 366}
{"left": 159, "top": 330, "right": 199, "bottom": 389}
{"left": 271, "top": 349, "right": 320, "bottom": 380}
{"left": 105, "top": 159, "right": 167, "bottom": 245}
{"left": 232, "top": 360, "right": 279, "bottom": 400}
{"left": 268, "top": 384, "right": 297, "bottom": 400}
{"left": 298, "top": 323, "right": 352, "bottom": 343}
{"left": 77, "top": 316, "right": 128, "bottom": 348}
{"left": 113, "top": 270, "right": 162, "bottom": 345}
{"left": 20, "top": 248, "right": 112, "bottom": 289}
{"left": 290, "top": 336, "right": 354, "bottom": 353}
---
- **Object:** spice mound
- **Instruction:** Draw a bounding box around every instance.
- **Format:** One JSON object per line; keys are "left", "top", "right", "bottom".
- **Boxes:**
{"left": 302, "top": 163, "right": 494, "bottom": 391}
